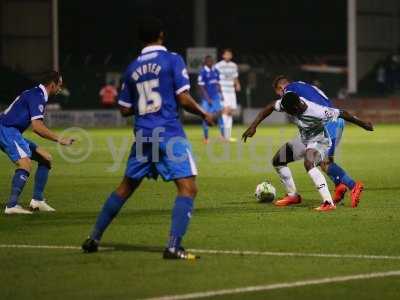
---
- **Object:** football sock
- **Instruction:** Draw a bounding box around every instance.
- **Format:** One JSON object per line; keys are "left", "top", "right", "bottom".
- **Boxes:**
{"left": 90, "top": 192, "right": 126, "bottom": 241}
{"left": 33, "top": 164, "right": 50, "bottom": 201}
{"left": 202, "top": 121, "right": 209, "bottom": 139}
{"left": 7, "top": 169, "right": 30, "bottom": 208}
{"left": 167, "top": 196, "right": 193, "bottom": 251}
{"left": 275, "top": 166, "right": 297, "bottom": 196}
{"left": 222, "top": 114, "right": 232, "bottom": 139}
{"left": 327, "top": 163, "right": 356, "bottom": 189}
{"left": 308, "top": 167, "right": 333, "bottom": 204}
{"left": 218, "top": 115, "right": 224, "bottom": 137}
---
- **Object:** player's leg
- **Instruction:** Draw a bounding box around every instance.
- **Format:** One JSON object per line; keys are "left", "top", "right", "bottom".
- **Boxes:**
{"left": 304, "top": 146, "right": 335, "bottom": 212}
{"left": 29, "top": 142, "right": 55, "bottom": 211}
{"left": 322, "top": 119, "right": 363, "bottom": 207}
{"left": 272, "top": 137, "right": 304, "bottom": 206}
{"left": 221, "top": 92, "right": 236, "bottom": 141}
{"left": 0, "top": 126, "right": 33, "bottom": 214}
{"left": 201, "top": 100, "right": 210, "bottom": 143}
{"left": 163, "top": 176, "right": 198, "bottom": 260}
{"left": 91, "top": 176, "right": 141, "bottom": 240}
{"left": 157, "top": 138, "right": 199, "bottom": 260}
{"left": 82, "top": 142, "right": 150, "bottom": 253}
{"left": 5, "top": 157, "right": 33, "bottom": 214}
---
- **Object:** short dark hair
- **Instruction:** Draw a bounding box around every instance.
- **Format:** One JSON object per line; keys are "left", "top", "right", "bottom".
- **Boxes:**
{"left": 138, "top": 17, "right": 164, "bottom": 44}
{"left": 272, "top": 75, "right": 290, "bottom": 90}
{"left": 281, "top": 92, "right": 300, "bottom": 112}
{"left": 222, "top": 48, "right": 233, "bottom": 55}
{"left": 39, "top": 71, "right": 61, "bottom": 86}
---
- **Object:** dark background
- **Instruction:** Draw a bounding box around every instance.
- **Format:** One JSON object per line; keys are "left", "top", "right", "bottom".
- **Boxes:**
{"left": 59, "top": 0, "right": 347, "bottom": 63}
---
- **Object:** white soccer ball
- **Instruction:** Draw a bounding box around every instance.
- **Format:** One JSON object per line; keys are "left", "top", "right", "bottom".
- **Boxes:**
{"left": 255, "top": 181, "right": 276, "bottom": 203}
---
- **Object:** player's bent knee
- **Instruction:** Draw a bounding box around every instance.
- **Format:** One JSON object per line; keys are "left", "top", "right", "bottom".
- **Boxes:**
{"left": 17, "top": 157, "right": 32, "bottom": 172}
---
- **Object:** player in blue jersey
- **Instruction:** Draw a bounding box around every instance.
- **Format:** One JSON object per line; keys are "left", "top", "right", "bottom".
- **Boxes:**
{"left": 82, "top": 18, "right": 214, "bottom": 260}
{"left": 198, "top": 55, "right": 224, "bottom": 143}
{"left": 248, "top": 75, "right": 363, "bottom": 208}
{"left": 0, "top": 71, "right": 75, "bottom": 214}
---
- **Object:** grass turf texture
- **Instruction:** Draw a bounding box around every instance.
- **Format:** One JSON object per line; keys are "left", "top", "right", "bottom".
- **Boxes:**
{"left": 0, "top": 124, "right": 400, "bottom": 299}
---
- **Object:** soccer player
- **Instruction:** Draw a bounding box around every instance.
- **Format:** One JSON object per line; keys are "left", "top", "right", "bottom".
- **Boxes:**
{"left": 82, "top": 18, "right": 214, "bottom": 259}
{"left": 271, "top": 76, "right": 364, "bottom": 207}
{"left": 198, "top": 55, "right": 224, "bottom": 143}
{"left": 0, "top": 71, "right": 75, "bottom": 214}
{"left": 242, "top": 92, "right": 373, "bottom": 211}
{"left": 215, "top": 49, "right": 241, "bottom": 142}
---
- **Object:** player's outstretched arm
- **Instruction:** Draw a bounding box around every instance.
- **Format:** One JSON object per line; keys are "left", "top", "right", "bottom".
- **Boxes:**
{"left": 31, "top": 120, "right": 75, "bottom": 145}
{"left": 177, "top": 91, "right": 214, "bottom": 125}
{"left": 339, "top": 110, "right": 374, "bottom": 131}
{"left": 242, "top": 101, "right": 276, "bottom": 142}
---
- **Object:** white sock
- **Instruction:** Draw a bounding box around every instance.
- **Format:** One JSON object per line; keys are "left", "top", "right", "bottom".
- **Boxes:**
{"left": 275, "top": 166, "right": 297, "bottom": 196}
{"left": 222, "top": 114, "right": 230, "bottom": 139}
{"left": 308, "top": 167, "right": 333, "bottom": 204}
{"left": 227, "top": 115, "right": 233, "bottom": 139}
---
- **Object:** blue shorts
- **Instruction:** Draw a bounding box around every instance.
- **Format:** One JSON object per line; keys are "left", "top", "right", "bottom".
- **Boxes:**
{"left": 201, "top": 98, "right": 222, "bottom": 113}
{"left": 125, "top": 137, "right": 198, "bottom": 182}
{"left": 0, "top": 125, "right": 37, "bottom": 162}
{"left": 325, "top": 118, "right": 345, "bottom": 157}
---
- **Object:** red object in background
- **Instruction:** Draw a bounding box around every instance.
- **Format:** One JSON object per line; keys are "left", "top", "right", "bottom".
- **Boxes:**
{"left": 100, "top": 85, "right": 118, "bottom": 108}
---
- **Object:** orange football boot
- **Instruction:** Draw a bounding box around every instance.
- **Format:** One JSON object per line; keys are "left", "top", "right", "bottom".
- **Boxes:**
{"left": 203, "top": 138, "right": 209, "bottom": 144}
{"left": 333, "top": 183, "right": 347, "bottom": 204}
{"left": 350, "top": 181, "right": 364, "bottom": 208}
{"left": 314, "top": 201, "right": 336, "bottom": 212}
{"left": 274, "top": 194, "right": 302, "bottom": 207}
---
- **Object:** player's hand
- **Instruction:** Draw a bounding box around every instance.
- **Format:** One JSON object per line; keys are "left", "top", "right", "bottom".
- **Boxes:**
{"left": 361, "top": 121, "right": 374, "bottom": 131}
{"left": 58, "top": 137, "right": 75, "bottom": 146}
{"left": 203, "top": 112, "right": 215, "bottom": 126}
{"left": 242, "top": 126, "right": 257, "bottom": 142}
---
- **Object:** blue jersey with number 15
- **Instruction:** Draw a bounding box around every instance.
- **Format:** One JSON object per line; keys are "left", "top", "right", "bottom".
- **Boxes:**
{"left": 118, "top": 45, "right": 190, "bottom": 138}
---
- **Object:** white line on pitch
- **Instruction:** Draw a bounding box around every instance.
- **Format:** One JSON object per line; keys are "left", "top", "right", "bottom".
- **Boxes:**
{"left": 141, "top": 270, "right": 400, "bottom": 300}
{"left": 0, "top": 244, "right": 400, "bottom": 261}
{"left": 188, "top": 248, "right": 400, "bottom": 261}
{"left": 0, "top": 244, "right": 114, "bottom": 251}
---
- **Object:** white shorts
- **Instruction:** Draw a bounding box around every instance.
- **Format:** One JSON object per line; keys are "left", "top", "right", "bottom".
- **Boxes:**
{"left": 221, "top": 92, "right": 237, "bottom": 110}
{"left": 288, "top": 135, "right": 331, "bottom": 163}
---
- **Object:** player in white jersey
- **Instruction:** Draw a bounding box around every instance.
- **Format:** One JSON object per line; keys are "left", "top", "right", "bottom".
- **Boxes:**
{"left": 242, "top": 92, "right": 373, "bottom": 212}
{"left": 215, "top": 49, "right": 241, "bottom": 142}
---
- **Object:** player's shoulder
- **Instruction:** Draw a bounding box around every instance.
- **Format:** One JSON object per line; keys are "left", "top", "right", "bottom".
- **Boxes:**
{"left": 286, "top": 81, "right": 309, "bottom": 91}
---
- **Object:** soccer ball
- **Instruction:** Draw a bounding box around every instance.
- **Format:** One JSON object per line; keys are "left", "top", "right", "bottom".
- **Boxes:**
{"left": 255, "top": 181, "right": 276, "bottom": 203}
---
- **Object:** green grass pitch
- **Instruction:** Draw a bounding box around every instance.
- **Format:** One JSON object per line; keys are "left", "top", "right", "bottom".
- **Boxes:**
{"left": 1, "top": 124, "right": 400, "bottom": 299}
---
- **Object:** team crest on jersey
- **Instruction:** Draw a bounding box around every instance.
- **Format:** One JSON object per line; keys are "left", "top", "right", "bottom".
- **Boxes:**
{"left": 182, "top": 68, "right": 189, "bottom": 79}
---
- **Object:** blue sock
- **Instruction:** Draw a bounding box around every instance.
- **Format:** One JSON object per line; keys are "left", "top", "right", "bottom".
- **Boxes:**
{"left": 202, "top": 121, "right": 209, "bottom": 139}
{"left": 218, "top": 116, "right": 224, "bottom": 137}
{"left": 7, "top": 169, "right": 30, "bottom": 208}
{"left": 33, "top": 164, "right": 50, "bottom": 201}
{"left": 167, "top": 196, "right": 194, "bottom": 250}
{"left": 90, "top": 192, "right": 126, "bottom": 241}
{"left": 327, "top": 163, "right": 356, "bottom": 189}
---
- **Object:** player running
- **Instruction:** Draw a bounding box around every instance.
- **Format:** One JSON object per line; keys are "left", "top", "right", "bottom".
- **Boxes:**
{"left": 242, "top": 92, "right": 373, "bottom": 211}
{"left": 82, "top": 17, "right": 213, "bottom": 259}
{"left": 0, "top": 71, "right": 75, "bottom": 214}
{"left": 271, "top": 76, "right": 364, "bottom": 207}
{"left": 198, "top": 55, "right": 224, "bottom": 143}
{"left": 215, "top": 49, "right": 241, "bottom": 142}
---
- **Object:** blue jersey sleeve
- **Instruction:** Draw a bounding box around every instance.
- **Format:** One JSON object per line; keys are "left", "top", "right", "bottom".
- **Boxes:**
{"left": 172, "top": 54, "right": 190, "bottom": 95}
{"left": 118, "top": 72, "right": 134, "bottom": 108}
{"left": 28, "top": 94, "right": 46, "bottom": 120}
